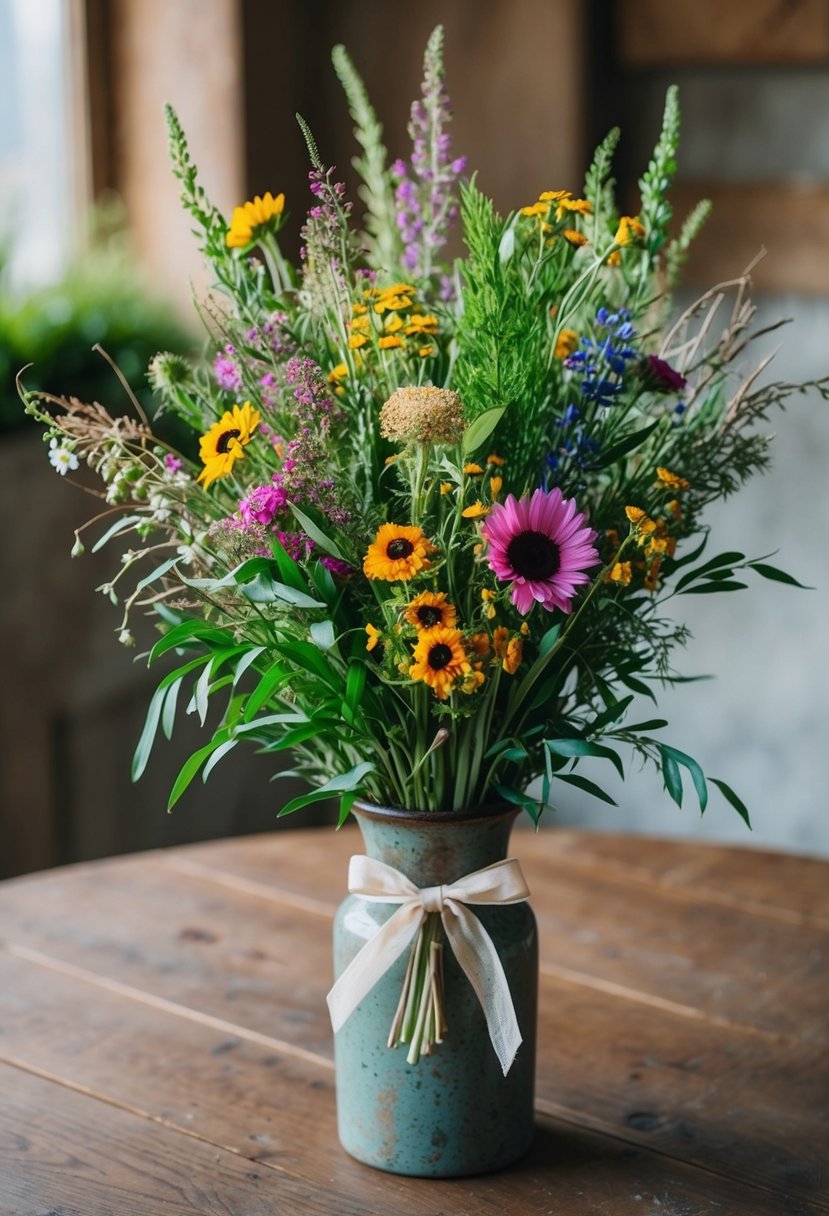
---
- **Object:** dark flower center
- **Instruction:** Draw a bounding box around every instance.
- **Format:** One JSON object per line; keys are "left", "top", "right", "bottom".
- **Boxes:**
{"left": 387, "top": 538, "right": 414, "bottom": 560}
{"left": 417, "top": 605, "right": 443, "bottom": 628}
{"left": 428, "top": 643, "right": 453, "bottom": 671}
{"left": 507, "top": 530, "right": 560, "bottom": 581}
{"left": 216, "top": 428, "right": 241, "bottom": 454}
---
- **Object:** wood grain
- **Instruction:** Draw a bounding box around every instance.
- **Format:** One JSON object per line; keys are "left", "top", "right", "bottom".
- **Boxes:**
{"left": 619, "top": 0, "right": 829, "bottom": 65}
{"left": 670, "top": 182, "right": 829, "bottom": 296}
{"left": 1, "top": 829, "right": 826, "bottom": 1213}
{"left": 0, "top": 949, "right": 826, "bottom": 1205}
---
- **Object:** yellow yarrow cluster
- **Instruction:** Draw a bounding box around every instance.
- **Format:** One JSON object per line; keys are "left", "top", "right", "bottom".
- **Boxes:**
{"left": 347, "top": 284, "right": 439, "bottom": 360}
{"left": 520, "top": 190, "right": 593, "bottom": 246}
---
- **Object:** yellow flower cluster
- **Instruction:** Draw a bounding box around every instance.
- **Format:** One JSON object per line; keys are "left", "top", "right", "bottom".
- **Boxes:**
{"left": 622, "top": 464, "right": 691, "bottom": 593}
{"left": 519, "top": 190, "right": 593, "bottom": 247}
{"left": 348, "top": 284, "right": 439, "bottom": 359}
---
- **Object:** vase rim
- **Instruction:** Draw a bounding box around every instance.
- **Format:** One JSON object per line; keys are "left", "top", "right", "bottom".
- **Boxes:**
{"left": 351, "top": 799, "right": 518, "bottom": 826}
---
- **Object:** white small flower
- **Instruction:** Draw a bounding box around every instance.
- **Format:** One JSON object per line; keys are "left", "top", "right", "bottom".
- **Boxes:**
{"left": 118, "top": 628, "right": 135, "bottom": 647}
{"left": 149, "top": 491, "right": 172, "bottom": 522}
{"left": 48, "top": 438, "right": 79, "bottom": 476}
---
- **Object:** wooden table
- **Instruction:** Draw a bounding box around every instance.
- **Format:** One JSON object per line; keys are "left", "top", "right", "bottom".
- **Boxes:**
{"left": 1, "top": 827, "right": 827, "bottom": 1215}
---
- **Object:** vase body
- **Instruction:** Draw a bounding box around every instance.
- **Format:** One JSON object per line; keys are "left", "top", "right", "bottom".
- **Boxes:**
{"left": 332, "top": 800, "right": 537, "bottom": 1177}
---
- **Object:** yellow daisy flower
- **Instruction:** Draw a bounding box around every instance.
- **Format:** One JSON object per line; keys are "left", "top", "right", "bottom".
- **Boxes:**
{"left": 486, "top": 453, "right": 505, "bottom": 467}
{"left": 490, "top": 476, "right": 503, "bottom": 499}
{"left": 197, "top": 402, "right": 260, "bottom": 489}
{"left": 378, "top": 335, "right": 404, "bottom": 350}
{"left": 608, "top": 215, "right": 645, "bottom": 266}
{"left": 563, "top": 229, "right": 589, "bottom": 247}
{"left": 404, "top": 591, "right": 458, "bottom": 632}
{"left": 410, "top": 627, "right": 471, "bottom": 700}
{"left": 418, "top": 346, "right": 436, "bottom": 358}
{"left": 363, "top": 524, "right": 435, "bottom": 581}
{"left": 462, "top": 501, "right": 489, "bottom": 519}
{"left": 365, "top": 623, "right": 382, "bottom": 652}
{"left": 226, "top": 192, "right": 285, "bottom": 249}
{"left": 463, "top": 463, "right": 484, "bottom": 475}
{"left": 469, "top": 632, "right": 491, "bottom": 657}
{"left": 440, "top": 482, "right": 454, "bottom": 495}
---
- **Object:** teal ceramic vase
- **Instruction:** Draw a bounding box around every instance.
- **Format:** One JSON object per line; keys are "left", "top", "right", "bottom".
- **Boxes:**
{"left": 332, "top": 800, "right": 537, "bottom": 1177}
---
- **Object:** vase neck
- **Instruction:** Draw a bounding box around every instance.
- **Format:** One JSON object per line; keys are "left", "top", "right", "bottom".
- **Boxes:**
{"left": 352, "top": 805, "right": 517, "bottom": 888}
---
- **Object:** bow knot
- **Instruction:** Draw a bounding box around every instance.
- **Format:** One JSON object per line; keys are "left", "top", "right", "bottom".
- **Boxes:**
{"left": 420, "top": 883, "right": 446, "bottom": 913}
{"left": 326, "top": 854, "right": 531, "bottom": 1075}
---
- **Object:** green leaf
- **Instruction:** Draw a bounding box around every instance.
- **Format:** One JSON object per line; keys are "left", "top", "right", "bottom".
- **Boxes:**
{"left": 161, "top": 679, "right": 181, "bottom": 741}
{"left": 91, "top": 514, "right": 143, "bottom": 553}
{"left": 545, "top": 738, "right": 625, "bottom": 780}
{"left": 624, "top": 718, "right": 668, "bottom": 732}
{"left": 538, "top": 623, "right": 561, "bottom": 658}
{"left": 586, "top": 421, "right": 659, "bottom": 470}
{"left": 167, "top": 733, "right": 230, "bottom": 811}
{"left": 277, "top": 761, "right": 375, "bottom": 818}
{"left": 675, "top": 551, "right": 745, "bottom": 592}
{"left": 289, "top": 503, "right": 347, "bottom": 562}
{"left": 243, "top": 660, "right": 292, "bottom": 722}
{"left": 277, "top": 640, "right": 345, "bottom": 691}
{"left": 233, "top": 647, "right": 267, "bottom": 688}
{"left": 493, "top": 784, "right": 543, "bottom": 824}
{"left": 269, "top": 535, "right": 311, "bottom": 594}
{"left": 344, "top": 661, "right": 367, "bottom": 715}
{"left": 659, "top": 743, "right": 708, "bottom": 812}
{"left": 239, "top": 572, "right": 325, "bottom": 608}
{"left": 682, "top": 581, "right": 748, "bottom": 594}
{"left": 660, "top": 747, "right": 683, "bottom": 807}
{"left": 710, "top": 777, "right": 752, "bottom": 828}
{"left": 133, "top": 557, "right": 179, "bottom": 593}
{"left": 462, "top": 406, "right": 506, "bottom": 455}
{"left": 556, "top": 772, "right": 618, "bottom": 806}
{"left": 132, "top": 683, "right": 167, "bottom": 782}
{"left": 337, "top": 791, "right": 361, "bottom": 828}
{"left": 149, "top": 620, "right": 234, "bottom": 664}
{"left": 310, "top": 620, "right": 337, "bottom": 651}
{"left": 748, "top": 562, "right": 813, "bottom": 590}
{"left": 587, "top": 694, "right": 633, "bottom": 734}
{"left": 202, "top": 738, "right": 238, "bottom": 781}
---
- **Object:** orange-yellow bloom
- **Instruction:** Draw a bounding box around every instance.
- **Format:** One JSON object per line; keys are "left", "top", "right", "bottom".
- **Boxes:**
{"left": 363, "top": 524, "right": 435, "bottom": 581}
{"left": 226, "top": 192, "right": 285, "bottom": 248}
{"left": 409, "top": 627, "right": 471, "bottom": 699}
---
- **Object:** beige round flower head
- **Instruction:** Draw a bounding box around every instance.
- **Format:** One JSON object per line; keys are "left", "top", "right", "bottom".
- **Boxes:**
{"left": 379, "top": 386, "right": 465, "bottom": 445}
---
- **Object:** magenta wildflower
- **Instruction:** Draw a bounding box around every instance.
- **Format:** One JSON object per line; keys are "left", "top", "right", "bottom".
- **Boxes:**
{"left": 213, "top": 346, "right": 243, "bottom": 392}
{"left": 164, "top": 453, "right": 183, "bottom": 473}
{"left": 239, "top": 484, "right": 290, "bottom": 528}
{"left": 319, "top": 555, "right": 354, "bottom": 578}
{"left": 644, "top": 355, "right": 687, "bottom": 393}
{"left": 481, "top": 488, "right": 599, "bottom": 615}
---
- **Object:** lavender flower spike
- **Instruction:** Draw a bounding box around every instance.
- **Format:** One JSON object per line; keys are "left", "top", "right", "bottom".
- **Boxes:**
{"left": 392, "top": 25, "right": 466, "bottom": 281}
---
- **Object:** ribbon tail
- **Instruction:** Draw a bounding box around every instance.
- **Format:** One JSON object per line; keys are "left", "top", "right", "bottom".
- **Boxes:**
{"left": 443, "top": 901, "right": 523, "bottom": 1076}
{"left": 327, "top": 902, "right": 423, "bottom": 1033}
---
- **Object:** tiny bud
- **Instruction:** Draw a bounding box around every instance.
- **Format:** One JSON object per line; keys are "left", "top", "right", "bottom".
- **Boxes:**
{"left": 71, "top": 535, "right": 85, "bottom": 557}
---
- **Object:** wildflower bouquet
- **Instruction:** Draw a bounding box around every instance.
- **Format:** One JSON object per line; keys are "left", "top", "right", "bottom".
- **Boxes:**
{"left": 25, "top": 29, "right": 820, "bottom": 845}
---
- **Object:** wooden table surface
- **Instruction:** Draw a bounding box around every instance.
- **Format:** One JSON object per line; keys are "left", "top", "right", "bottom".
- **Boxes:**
{"left": 0, "top": 825, "right": 827, "bottom": 1215}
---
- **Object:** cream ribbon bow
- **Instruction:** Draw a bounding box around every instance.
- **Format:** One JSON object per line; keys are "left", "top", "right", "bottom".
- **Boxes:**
{"left": 326, "top": 854, "right": 531, "bottom": 1076}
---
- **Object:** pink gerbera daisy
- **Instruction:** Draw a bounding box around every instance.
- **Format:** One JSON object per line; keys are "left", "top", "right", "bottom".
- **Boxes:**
{"left": 481, "top": 488, "right": 600, "bottom": 615}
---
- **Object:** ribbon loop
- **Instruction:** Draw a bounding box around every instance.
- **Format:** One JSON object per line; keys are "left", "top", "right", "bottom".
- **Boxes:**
{"left": 326, "top": 854, "right": 530, "bottom": 1075}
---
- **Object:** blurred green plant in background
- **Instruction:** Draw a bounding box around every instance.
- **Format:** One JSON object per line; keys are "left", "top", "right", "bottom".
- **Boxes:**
{"left": 0, "top": 199, "right": 192, "bottom": 433}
